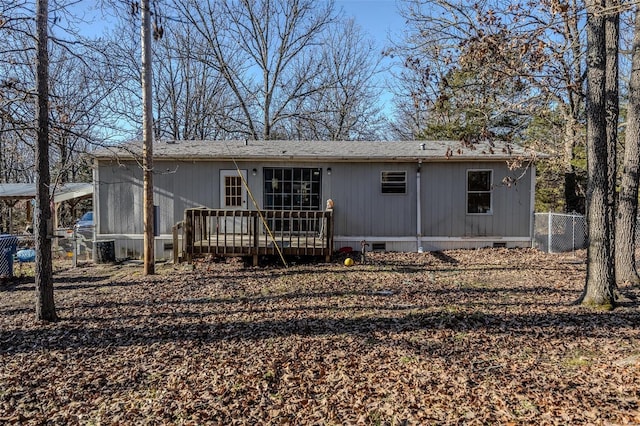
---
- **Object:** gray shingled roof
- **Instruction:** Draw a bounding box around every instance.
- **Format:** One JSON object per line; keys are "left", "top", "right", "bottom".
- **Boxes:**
{"left": 92, "top": 140, "right": 545, "bottom": 162}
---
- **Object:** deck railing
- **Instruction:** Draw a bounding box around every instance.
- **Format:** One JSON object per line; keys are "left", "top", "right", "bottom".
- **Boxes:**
{"left": 173, "top": 208, "right": 333, "bottom": 264}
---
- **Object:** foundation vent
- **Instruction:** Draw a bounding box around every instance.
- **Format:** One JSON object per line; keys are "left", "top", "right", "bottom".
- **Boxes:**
{"left": 371, "top": 242, "right": 386, "bottom": 251}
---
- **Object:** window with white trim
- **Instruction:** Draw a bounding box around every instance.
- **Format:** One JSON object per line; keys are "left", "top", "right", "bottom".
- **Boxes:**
{"left": 381, "top": 171, "right": 406, "bottom": 194}
{"left": 467, "top": 170, "right": 492, "bottom": 214}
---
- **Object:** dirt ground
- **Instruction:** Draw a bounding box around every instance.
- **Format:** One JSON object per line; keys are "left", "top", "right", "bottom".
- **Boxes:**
{"left": 1, "top": 248, "right": 639, "bottom": 425}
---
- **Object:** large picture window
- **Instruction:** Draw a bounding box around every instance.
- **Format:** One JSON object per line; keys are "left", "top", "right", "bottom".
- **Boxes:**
{"left": 263, "top": 167, "right": 322, "bottom": 232}
{"left": 467, "top": 170, "right": 492, "bottom": 214}
{"left": 381, "top": 171, "right": 406, "bottom": 194}
{"left": 263, "top": 168, "right": 322, "bottom": 210}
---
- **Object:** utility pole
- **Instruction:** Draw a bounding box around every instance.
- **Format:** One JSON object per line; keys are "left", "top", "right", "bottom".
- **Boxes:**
{"left": 141, "top": 0, "right": 155, "bottom": 275}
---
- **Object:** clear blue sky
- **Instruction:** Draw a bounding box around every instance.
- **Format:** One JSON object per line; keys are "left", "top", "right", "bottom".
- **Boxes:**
{"left": 335, "top": 0, "right": 405, "bottom": 117}
{"left": 68, "top": 0, "right": 405, "bottom": 117}
{"left": 335, "top": 0, "right": 404, "bottom": 49}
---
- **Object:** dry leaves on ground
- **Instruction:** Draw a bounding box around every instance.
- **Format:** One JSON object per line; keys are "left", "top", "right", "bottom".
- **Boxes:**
{"left": 1, "top": 248, "right": 639, "bottom": 425}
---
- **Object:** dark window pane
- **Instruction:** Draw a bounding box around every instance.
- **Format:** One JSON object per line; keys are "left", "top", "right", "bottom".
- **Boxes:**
{"left": 468, "top": 171, "right": 491, "bottom": 191}
{"left": 467, "top": 193, "right": 491, "bottom": 213}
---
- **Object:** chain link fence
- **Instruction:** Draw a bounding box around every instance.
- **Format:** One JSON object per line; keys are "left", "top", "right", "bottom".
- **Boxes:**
{"left": 55, "top": 227, "right": 94, "bottom": 262}
{"left": 534, "top": 212, "right": 587, "bottom": 253}
{"left": 534, "top": 212, "right": 640, "bottom": 253}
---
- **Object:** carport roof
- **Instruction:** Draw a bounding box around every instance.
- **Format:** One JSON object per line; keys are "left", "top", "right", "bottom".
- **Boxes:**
{"left": 0, "top": 183, "right": 93, "bottom": 203}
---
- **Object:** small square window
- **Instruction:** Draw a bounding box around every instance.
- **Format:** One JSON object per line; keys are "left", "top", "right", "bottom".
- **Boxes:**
{"left": 467, "top": 170, "right": 492, "bottom": 214}
{"left": 381, "top": 171, "right": 406, "bottom": 194}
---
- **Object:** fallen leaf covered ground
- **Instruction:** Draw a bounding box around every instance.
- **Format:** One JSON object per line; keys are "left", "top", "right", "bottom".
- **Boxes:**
{"left": 1, "top": 248, "right": 639, "bottom": 425}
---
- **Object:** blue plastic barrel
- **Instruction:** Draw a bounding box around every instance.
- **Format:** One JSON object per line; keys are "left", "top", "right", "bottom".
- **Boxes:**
{"left": 16, "top": 249, "right": 36, "bottom": 263}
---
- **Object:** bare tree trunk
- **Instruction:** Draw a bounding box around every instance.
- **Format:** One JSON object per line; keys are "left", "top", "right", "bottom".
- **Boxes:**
{"left": 35, "top": 0, "right": 57, "bottom": 321}
{"left": 615, "top": 6, "right": 640, "bottom": 285}
{"left": 142, "top": 0, "right": 155, "bottom": 275}
{"left": 605, "top": 1, "right": 619, "bottom": 289}
{"left": 563, "top": 114, "right": 583, "bottom": 213}
{"left": 565, "top": 2, "right": 586, "bottom": 214}
{"left": 581, "top": 0, "right": 615, "bottom": 308}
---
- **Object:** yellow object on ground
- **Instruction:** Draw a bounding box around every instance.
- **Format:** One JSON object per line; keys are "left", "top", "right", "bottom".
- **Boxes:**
{"left": 344, "top": 258, "right": 354, "bottom": 266}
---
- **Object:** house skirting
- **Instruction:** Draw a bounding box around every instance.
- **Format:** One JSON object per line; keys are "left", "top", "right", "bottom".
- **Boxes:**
{"left": 94, "top": 234, "right": 174, "bottom": 261}
{"left": 333, "top": 236, "right": 533, "bottom": 253}
{"left": 98, "top": 234, "right": 534, "bottom": 262}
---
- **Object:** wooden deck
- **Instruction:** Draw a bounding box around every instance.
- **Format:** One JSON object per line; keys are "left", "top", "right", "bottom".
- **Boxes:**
{"left": 173, "top": 208, "right": 334, "bottom": 265}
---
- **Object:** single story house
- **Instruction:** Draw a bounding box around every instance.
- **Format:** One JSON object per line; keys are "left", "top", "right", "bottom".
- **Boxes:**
{"left": 91, "top": 139, "right": 542, "bottom": 261}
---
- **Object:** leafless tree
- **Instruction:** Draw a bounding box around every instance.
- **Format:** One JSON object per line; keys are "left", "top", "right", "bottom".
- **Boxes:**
{"left": 1, "top": 1, "right": 36, "bottom": 177}
{"left": 393, "top": 0, "right": 587, "bottom": 211}
{"left": 152, "top": 24, "right": 240, "bottom": 140}
{"left": 605, "top": 0, "right": 619, "bottom": 286}
{"left": 284, "top": 18, "right": 387, "bottom": 140}
{"left": 34, "top": 0, "right": 57, "bottom": 321}
{"left": 0, "top": 0, "right": 126, "bottom": 314}
{"left": 102, "top": 0, "right": 386, "bottom": 142}
{"left": 95, "top": 18, "right": 145, "bottom": 142}
{"left": 580, "top": 0, "right": 616, "bottom": 307}
{"left": 174, "top": 0, "right": 337, "bottom": 140}
{"left": 615, "top": 5, "right": 640, "bottom": 285}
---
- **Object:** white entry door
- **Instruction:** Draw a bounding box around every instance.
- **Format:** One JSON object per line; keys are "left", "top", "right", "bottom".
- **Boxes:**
{"left": 219, "top": 170, "right": 248, "bottom": 234}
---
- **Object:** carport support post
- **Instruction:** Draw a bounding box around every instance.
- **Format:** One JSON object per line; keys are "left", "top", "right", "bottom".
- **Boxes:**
{"left": 72, "top": 229, "right": 77, "bottom": 268}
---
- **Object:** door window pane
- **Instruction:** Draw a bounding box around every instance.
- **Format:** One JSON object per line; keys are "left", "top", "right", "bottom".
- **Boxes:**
{"left": 224, "top": 176, "right": 242, "bottom": 207}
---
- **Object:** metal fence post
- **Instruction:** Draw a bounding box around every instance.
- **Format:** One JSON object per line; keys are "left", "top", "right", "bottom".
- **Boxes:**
{"left": 572, "top": 215, "right": 576, "bottom": 255}
{"left": 548, "top": 212, "right": 553, "bottom": 254}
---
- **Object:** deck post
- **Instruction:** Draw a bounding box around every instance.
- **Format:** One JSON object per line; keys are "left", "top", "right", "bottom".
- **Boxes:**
{"left": 184, "top": 211, "right": 193, "bottom": 263}
{"left": 172, "top": 221, "right": 183, "bottom": 264}
{"left": 253, "top": 213, "right": 259, "bottom": 262}
{"left": 325, "top": 209, "right": 334, "bottom": 263}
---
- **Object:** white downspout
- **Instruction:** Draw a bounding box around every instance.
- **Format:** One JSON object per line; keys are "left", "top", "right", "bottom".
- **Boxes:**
{"left": 530, "top": 164, "right": 537, "bottom": 249}
{"left": 417, "top": 159, "right": 422, "bottom": 252}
